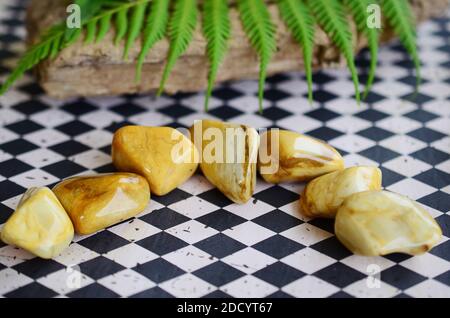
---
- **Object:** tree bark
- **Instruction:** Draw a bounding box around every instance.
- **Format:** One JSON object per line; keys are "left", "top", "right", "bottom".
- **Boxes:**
{"left": 26, "top": 0, "right": 449, "bottom": 99}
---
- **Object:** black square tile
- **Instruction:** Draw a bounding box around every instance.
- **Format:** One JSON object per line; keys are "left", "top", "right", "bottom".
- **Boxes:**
{"left": 0, "top": 158, "right": 33, "bottom": 178}
{"left": 266, "top": 290, "right": 294, "bottom": 298}
{"left": 61, "top": 101, "right": 98, "bottom": 116}
{"left": 418, "top": 191, "right": 450, "bottom": 212}
{"left": 0, "top": 203, "right": 13, "bottom": 224}
{"left": 213, "top": 87, "right": 244, "bottom": 101}
{"left": 358, "top": 91, "right": 385, "bottom": 104}
{"left": 306, "top": 127, "right": 344, "bottom": 142}
{"left": 357, "top": 126, "right": 394, "bottom": 142}
{"left": 136, "top": 232, "right": 188, "bottom": 255}
{"left": 258, "top": 106, "right": 292, "bottom": 121}
{"left": 0, "top": 139, "right": 38, "bottom": 155}
{"left": 78, "top": 231, "right": 129, "bottom": 254}
{"left": 261, "top": 88, "right": 290, "bottom": 102}
{"left": 94, "top": 163, "right": 117, "bottom": 173}
{"left": 67, "top": 283, "right": 120, "bottom": 298}
{"left": 17, "top": 83, "right": 45, "bottom": 96}
{"left": 355, "top": 109, "right": 389, "bottom": 122}
{"left": 104, "top": 121, "right": 133, "bottom": 133}
{"left": 253, "top": 186, "right": 298, "bottom": 208}
{"left": 253, "top": 209, "right": 303, "bottom": 233}
{"left": 152, "top": 188, "right": 191, "bottom": 206}
{"left": 202, "top": 290, "right": 232, "bottom": 298}
{"left": 196, "top": 209, "right": 247, "bottom": 231}
{"left": 312, "top": 72, "right": 336, "bottom": 85}
{"left": 133, "top": 258, "right": 184, "bottom": 283}
{"left": 430, "top": 240, "right": 450, "bottom": 262}
{"left": 110, "top": 103, "right": 147, "bottom": 117}
{"left": 13, "top": 258, "right": 65, "bottom": 279}
{"left": 410, "top": 147, "right": 450, "bottom": 165}
{"left": 435, "top": 214, "right": 450, "bottom": 238}
{"left": 398, "top": 75, "right": 428, "bottom": 87}
{"left": 158, "top": 104, "right": 195, "bottom": 118}
{"left": 50, "top": 140, "right": 90, "bottom": 157}
{"left": 131, "top": 286, "right": 175, "bottom": 298}
{"left": 434, "top": 271, "right": 450, "bottom": 286}
{"left": 254, "top": 262, "right": 305, "bottom": 287}
{"left": 140, "top": 207, "right": 189, "bottom": 230}
{"left": 55, "top": 120, "right": 95, "bottom": 136}
{"left": 414, "top": 169, "right": 450, "bottom": 189}
{"left": 78, "top": 256, "right": 125, "bottom": 280}
{"left": 383, "top": 253, "right": 413, "bottom": 263}
{"left": 401, "top": 93, "right": 433, "bottom": 105}
{"left": 267, "top": 73, "right": 291, "bottom": 84}
{"left": 198, "top": 188, "right": 234, "bottom": 207}
{"left": 408, "top": 127, "right": 446, "bottom": 143}
{"left": 404, "top": 109, "right": 439, "bottom": 123}
{"left": 4, "top": 282, "right": 57, "bottom": 298}
{"left": 305, "top": 108, "right": 340, "bottom": 122}
{"left": 380, "top": 265, "right": 427, "bottom": 290}
{"left": 379, "top": 167, "right": 406, "bottom": 187}
{"left": 329, "top": 291, "right": 354, "bottom": 298}
{"left": 310, "top": 237, "right": 353, "bottom": 260}
{"left": 252, "top": 235, "right": 305, "bottom": 259}
{"left": 314, "top": 263, "right": 366, "bottom": 288}
{"left": 12, "top": 100, "right": 49, "bottom": 115}
{"left": 5, "top": 120, "right": 44, "bottom": 135}
{"left": 308, "top": 89, "right": 338, "bottom": 103}
{"left": 209, "top": 106, "right": 244, "bottom": 121}
{"left": 359, "top": 145, "right": 401, "bottom": 163}
{"left": 0, "top": 180, "right": 26, "bottom": 201}
{"left": 193, "top": 261, "right": 245, "bottom": 286}
{"left": 308, "top": 218, "right": 335, "bottom": 234}
{"left": 42, "top": 160, "right": 86, "bottom": 179}
{"left": 194, "top": 234, "right": 246, "bottom": 258}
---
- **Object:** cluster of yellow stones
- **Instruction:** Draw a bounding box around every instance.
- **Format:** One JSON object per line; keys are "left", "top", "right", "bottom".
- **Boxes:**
{"left": 0, "top": 120, "right": 442, "bottom": 259}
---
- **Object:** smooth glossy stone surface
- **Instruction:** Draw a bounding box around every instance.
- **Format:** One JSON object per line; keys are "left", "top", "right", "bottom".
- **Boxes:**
{"left": 112, "top": 126, "right": 198, "bottom": 196}
{"left": 258, "top": 130, "right": 344, "bottom": 183}
{"left": 191, "top": 120, "right": 259, "bottom": 204}
{"left": 53, "top": 173, "right": 150, "bottom": 235}
{"left": 0, "top": 187, "right": 74, "bottom": 259}
{"left": 335, "top": 190, "right": 443, "bottom": 256}
{"left": 300, "top": 166, "right": 382, "bottom": 219}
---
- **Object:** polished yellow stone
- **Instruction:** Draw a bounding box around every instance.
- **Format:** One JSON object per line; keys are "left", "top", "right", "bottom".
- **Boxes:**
{"left": 0, "top": 187, "right": 74, "bottom": 259}
{"left": 190, "top": 120, "right": 259, "bottom": 204}
{"left": 259, "top": 130, "right": 344, "bottom": 183}
{"left": 300, "top": 166, "right": 382, "bottom": 219}
{"left": 53, "top": 173, "right": 150, "bottom": 235}
{"left": 335, "top": 190, "right": 443, "bottom": 256}
{"left": 112, "top": 126, "right": 198, "bottom": 196}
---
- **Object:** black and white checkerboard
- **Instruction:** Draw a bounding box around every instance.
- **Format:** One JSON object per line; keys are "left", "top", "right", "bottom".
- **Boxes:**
{"left": 0, "top": 0, "right": 449, "bottom": 298}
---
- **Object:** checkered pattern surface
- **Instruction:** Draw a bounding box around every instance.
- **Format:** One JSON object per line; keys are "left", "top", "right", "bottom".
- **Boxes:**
{"left": 0, "top": 0, "right": 449, "bottom": 298}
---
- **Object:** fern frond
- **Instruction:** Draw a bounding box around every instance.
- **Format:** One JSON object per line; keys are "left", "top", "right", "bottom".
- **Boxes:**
{"left": 310, "top": 0, "right": 361, "bottom": 104}
{"left": 278, "top": 0, "right": 315, "bottom": 104}
{"left": 85, "top": 20, "right": 97, "bottom": 44}
{"left": 97, "top": 13, "right": 112, "bottom": 43}
{"left": 136, "top": 0, "right": 170, "bottom": 83}
{"left": 115, "top": 6, "right": 129, "bottom": 45}
{"left": 123, "top": 2, "right": 148, "bottom": 60}
{"left": 158, "top": 0, "right": 198, "bottom": 96}
{"left": 381, "top": 0, "right": 421, "bottom": 89}
{"left": 238, "top": 0, "right": 277, "bottom": 112}
{"left": 0, "top": 25, "right": 66, "bottom": 95}
{"left": 203, "top": 0, "right": 231, "bottom": 111}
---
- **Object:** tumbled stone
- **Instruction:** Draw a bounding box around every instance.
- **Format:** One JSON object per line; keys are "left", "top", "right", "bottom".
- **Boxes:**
{"left": 53, "top": 173, "right": 150, "bottom": 235}
{"left": 112, "top": 126, "right": 198, "bottom": 196}
{"left": 1, "top": 187, "right": 74, "bottom": 259}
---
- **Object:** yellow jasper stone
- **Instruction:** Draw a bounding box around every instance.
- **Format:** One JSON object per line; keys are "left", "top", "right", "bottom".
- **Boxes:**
{"left": 0, "top": 187, "right": 74, "bottom": 259}
{"left": 112, "top": 126, "right": 198, "bottom": 196}
{"left": 300, "top": 166, "right": 382, "bottom": 219}
{"left": 53, "top": 173, "right": 150, "bottom": 235}
{"left": 190, "top": 120, "right": 259, "bottom": 204}
{"left": 335, "top": 190, "right": 443, "bottom": 256}
{"left": 258, "top": 130, "right": 344, "bottom": 183}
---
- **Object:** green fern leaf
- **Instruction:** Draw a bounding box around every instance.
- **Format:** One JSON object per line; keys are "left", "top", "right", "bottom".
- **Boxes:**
{"left": 85, "top": 20, "right": 97, "bottom": 44}
{"left": 345, "top": 0, "right": 379, "bottom": 99}
{"left": 381, "top": 0, "right": 421, "bottom": 89}
{"left": 0, "top": 25, "right": 66, "bottom": 95}
{"left": 123, "top": 2, "right": 148, "bottom": 60}
{"left": 136, "top": 0, "right": 170, "bottom": 83}
{"left": 115, "top": 6, "right": 129, "bottom": 45}
{"left": 97, "top": 13, "right": 113, "bottom": 43}
{"left": 238, "top": 0, "right": 277, "bottom": 112}
{"left": 158, "top": 0, "right": 198, "bottom": 96}
{"left": 203, "top": 0, "right": 231, "bottom": 111}
{"left": 278, "top": 0, "right": 315, "bottom": 103}
{"left": 310, "top": 0, "right": 361, "bottom": 104}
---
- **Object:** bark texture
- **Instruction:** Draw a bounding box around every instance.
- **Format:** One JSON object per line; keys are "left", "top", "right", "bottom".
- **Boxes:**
{"left": 26, "top": 0, "right": 449, "bottom": 98}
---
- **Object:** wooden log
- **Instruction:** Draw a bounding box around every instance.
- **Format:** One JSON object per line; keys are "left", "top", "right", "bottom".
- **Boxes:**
{"left": 26, "top": 0, "right": 449, "bottom": 99}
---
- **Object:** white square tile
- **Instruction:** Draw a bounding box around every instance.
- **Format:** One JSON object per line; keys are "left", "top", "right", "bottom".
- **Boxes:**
{"left": 376, "top": 116, "right": 422, "bottom": 134}
{"left": 160, "top": 273, "right": 215, "bottom": 298}
{"left": 221, "top": 275, "right": 277, "bottom": 298}
{"left": 109, "top": 219, "right": 161, "bottom": 242}
{"left": 400, "top": 253, "right": 450, "bottom": 278}
{"left": 223, "top": 222, "right": 275, "bottom": 246}
{"left": 380, "top": 135, "right": 427, "bottom": 155}
{"left": 222, "top": 247, "right": 277, "bottom": 274}
{"left": 104, "top": 243, "right": 158, "bottom": 268}
{"left": 340, "top": 255, "right": 396, "bottom": 274}
{"left": 282, "top": 275, "right": 339, "bottom": 298}
{"left": 166, "top": 220, "right": 218, "bottom": 244}
{"left": 387, "top": 179, "right": 437, "bottom": 200}
{"left": 277, "top": 115, "right": 322, "bottom": 134}
{"left": 24, "top": 129, "right": 70, "bottom": 147}
{"left": 17, "top": 148, "right": 65, "bottom": 168}
{"left": 163, "top": 245, "right": 217, "bottom": 273}
{"left": 0, "top": 268, "right": 33, "bottom": 295}
{"left": 98, "top": 269, "right": 155, "bottom": 297}
{"left": 383, "top": 156, "right": 432, "bottom": 177}
{"left": 281, "top": 223, "right": 333, "bottom": 247}
{"left": 0, "top": 245, "right": 35, "bottom": 267}
{"left": 53, "top": 243, "right": 99, "bottom": 266}
{"left": 9, "top": 169, "right": 59, "bottom": 188}
{"left": 327, "top": 116, "right": 371, "bottom": 134}
{"left": 38, "top": 269, "right": 94, "bottom": 295}
{"left": 169, "top": 196, "right": 219, "bottom": 219}
{"left": 343, "top": 153, "right": 379, "bottom": 167}
{"left": 281, "top": 248, "right": 336, "bottom": 274}
{"left": 178, "top": 175, "right": 215, "bottom": 195}
{"left": 70, "top": 150, "right": 111, "bottom": 169}
{"left": 344, "top": 279, "right": 401, "bottom": 298}
{"left": 79, "top": 110, "right": 122, "bottom": 128}
{"left": 224, "top": 200, "right": 274, "bottom": 220}
{"left": 405, "top": 279, "right": 450, "bottom": 298}
{"left": 74, "top": 130, "right": 113, "bottom": 148}
{"left": 30, "top": 110, "right": 74, "bottom": 128}
{"left": 0, "top": 127, "right": 18, "bottom": 144}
